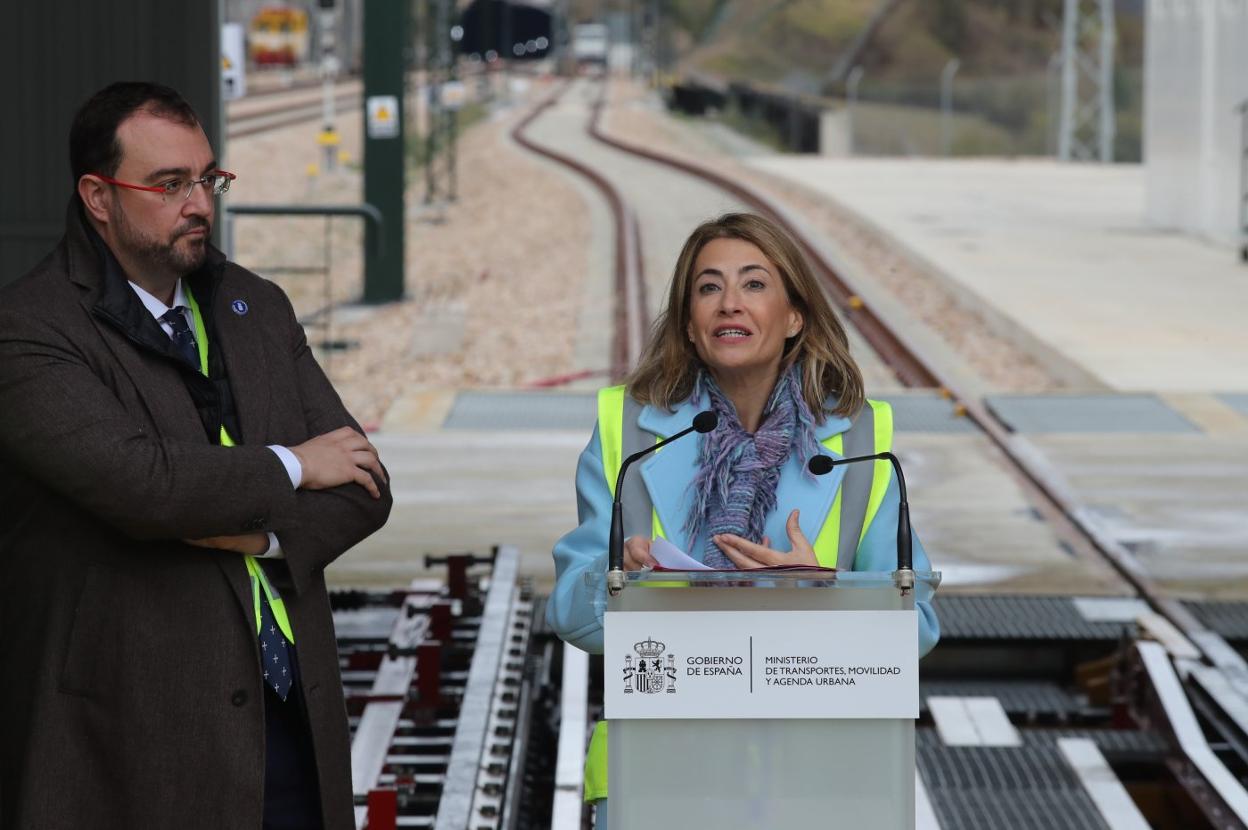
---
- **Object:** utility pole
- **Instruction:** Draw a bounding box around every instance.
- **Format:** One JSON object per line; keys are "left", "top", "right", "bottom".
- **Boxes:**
{"left": 1057, "top": 0, "right": 1116, "bottom": 162}
{"left": 424, "top": 0, "right": 459, "bottom": 206}
{"left": 846, "top": 66, "right": 864, "bottom": 156}
{"left": 362, "top": 0, "right": 408, "bottom": 302}
{"left": 1046, "top": 51, "right": 1062, "bottom": 157}
{"left": 317, "top": 0, "right": 340, "bottom": 172}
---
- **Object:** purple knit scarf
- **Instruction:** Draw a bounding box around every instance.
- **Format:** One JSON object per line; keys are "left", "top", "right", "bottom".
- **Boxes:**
{"left": 685, "top": 364, "right": 821, "bottom": 569}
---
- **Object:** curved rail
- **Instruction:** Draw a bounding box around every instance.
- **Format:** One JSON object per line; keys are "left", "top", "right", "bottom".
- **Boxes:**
{"left": 511, "top": 84, "right": 647, "bottom": 381}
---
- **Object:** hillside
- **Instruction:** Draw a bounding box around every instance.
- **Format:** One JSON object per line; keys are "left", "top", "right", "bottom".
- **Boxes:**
{"left": 574, "top": 0, "right": 1145, "bottom": 158}
{"left": 677, "top": 0, "right": 1141, "bottom": 91}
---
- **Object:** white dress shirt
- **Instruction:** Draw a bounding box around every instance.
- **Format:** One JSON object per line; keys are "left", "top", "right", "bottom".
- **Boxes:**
{"left": 128, "top": 279, "right": 300, "bottom": 558}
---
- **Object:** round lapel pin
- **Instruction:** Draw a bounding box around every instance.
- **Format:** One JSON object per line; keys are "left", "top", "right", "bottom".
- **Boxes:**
{"left": 231, "top": 300, "right": 249, "bottom": 316}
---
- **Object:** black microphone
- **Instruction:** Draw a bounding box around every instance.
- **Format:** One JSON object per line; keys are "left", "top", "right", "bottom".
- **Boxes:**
{"left": 807, "top": 451, "right": 914, "bottom": 586}
{"left": 607, "top": 410, "right": 718, "bottom": 595}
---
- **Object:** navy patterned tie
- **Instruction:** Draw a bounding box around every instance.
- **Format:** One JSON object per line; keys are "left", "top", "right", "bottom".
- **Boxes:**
{"left": 257, "top": 581, "right": 294, "bottom": 701}
{"left": 160, "top": 307, "right": 199, "bottom": 369}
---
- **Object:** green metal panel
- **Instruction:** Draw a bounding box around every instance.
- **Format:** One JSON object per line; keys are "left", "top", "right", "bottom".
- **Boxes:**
{"left": 0, "top": 1, "right": 221, "bottom": 287}
{"left": 362, "top": 0, "right": 408, "bottom": 303}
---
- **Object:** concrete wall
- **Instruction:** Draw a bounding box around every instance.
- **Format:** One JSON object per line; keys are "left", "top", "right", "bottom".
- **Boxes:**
{"left": 1144, "top": 0, "right": 1248, "bottom": 246}
{"left": 819, "top": 109, "right": 851, "bottom": 157}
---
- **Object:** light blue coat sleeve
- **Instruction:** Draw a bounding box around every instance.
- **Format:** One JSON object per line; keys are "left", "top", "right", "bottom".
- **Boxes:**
{"left": 546, "top": 425, "right": 611, "bottom": 654}
{"left": 854, "top": 468, "right": 941, "bottom": 658}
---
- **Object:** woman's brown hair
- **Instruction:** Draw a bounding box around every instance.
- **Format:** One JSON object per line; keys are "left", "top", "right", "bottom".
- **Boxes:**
{"left": 626, "top": 212, "right": 864, "bottom": 420}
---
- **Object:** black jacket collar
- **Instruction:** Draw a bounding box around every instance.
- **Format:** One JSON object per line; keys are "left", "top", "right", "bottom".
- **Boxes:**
{"left": 65, "top": 197, "right": 240, "bottom": 443}
{"left": 66, "top": 197, "right": 224, "bottom": 367}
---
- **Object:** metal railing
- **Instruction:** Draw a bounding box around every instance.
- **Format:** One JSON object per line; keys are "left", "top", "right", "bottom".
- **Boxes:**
{"left": 224, "top": 203, "right": 384, "bottom": 370}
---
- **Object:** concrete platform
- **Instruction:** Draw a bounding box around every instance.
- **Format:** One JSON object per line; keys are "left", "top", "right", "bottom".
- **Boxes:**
{"left": 332, "top": 389, "right": 1131, "bottom": 597}
{"left": 328, "top": 114, "right": 1248, "bottom": 606}
{"left": 746, "top": 157, "right": 1248, "bottom": 394}
{"left": 325, "top": 428, "right": 585, "bottom": 590}
{"left": 1033, "top": 432, "right": 1248, "bottom": 600}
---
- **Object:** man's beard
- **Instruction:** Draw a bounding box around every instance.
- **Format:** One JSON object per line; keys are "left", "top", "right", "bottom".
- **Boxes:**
{"left": 111, "top": 203, "right": 210, "bottom": 278}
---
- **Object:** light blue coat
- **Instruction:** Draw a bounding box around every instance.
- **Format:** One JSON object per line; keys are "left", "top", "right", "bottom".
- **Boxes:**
{"left": 547, "top": 391, "right": 940, "bottom": 657}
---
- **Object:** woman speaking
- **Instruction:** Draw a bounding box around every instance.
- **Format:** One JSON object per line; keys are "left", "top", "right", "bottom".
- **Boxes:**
{"left": 546, "top": 213, "right": 939, "bottom": 822}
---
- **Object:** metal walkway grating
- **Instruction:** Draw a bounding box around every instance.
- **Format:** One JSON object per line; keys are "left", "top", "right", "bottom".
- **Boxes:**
{"left": 932, "top": 595, "right": 1137, "bottom": 641}
{"left": 919, "top": 734, "right": 1109, "bottom": 830}
{"left": 920, "top": 680, "right": 1087, "bottom": 719}
{"left": 917, "top": 729, "right": 1163, "bottom": 830}
{"left": 985, "top": 394, "right": 1200, "bottom": 433}
{"left": 1184, "top": 599, "right": 1248, "bottom": 642}
{"left": 917, "top": 727, "right": 1165, "bottom": 755}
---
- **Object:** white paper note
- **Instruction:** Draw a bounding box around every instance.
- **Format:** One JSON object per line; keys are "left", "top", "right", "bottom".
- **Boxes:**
{"left": 650, "top": 538, "right": 712, "bottom": 571}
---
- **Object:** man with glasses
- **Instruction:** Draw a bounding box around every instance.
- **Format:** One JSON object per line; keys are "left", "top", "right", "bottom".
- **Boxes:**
{"left": 0, "top": 82, "right": 392, "bottom": 829}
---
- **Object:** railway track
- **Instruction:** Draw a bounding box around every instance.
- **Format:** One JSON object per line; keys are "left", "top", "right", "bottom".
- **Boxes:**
{"left": 336, "top": 548, "right": 551, "bottom": 830}
{"left": 509, "top": 80, "right": 1248, "bottom": 829}
{"left": 511, "top": 83, "right": 647, "bottom": 382}
{"left": 226, "top": 80, "right": 363, "bottom": 139}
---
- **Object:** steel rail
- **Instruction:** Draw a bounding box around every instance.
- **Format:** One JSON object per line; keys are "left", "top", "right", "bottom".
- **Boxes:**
{"left": 350, "top": 585, "right": 438, "bottom": 829}
{"left": 432, "top": 546, "right": 522, "bottom": 830}
{"left": 227, "top": 91, "right": 364, "bottom": 139}
{"left": 582, "top": 83, "right": 1242, "bottom": 673}
{"left": 236, "top": 74, "right": 359, "bottom": 101}
{"left": 510, "top": 83, "right": 648, "bottom": 381}
{"left": 1138, "top": 642, "right": 1248, "bottom": 827}
{"left": 551, "top": 644, "right": 590, "bottom": 830}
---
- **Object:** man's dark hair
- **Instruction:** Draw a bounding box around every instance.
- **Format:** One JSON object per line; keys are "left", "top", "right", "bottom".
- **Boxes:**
{"left": 69, "top": 82, "right": 200, "bottom": 184}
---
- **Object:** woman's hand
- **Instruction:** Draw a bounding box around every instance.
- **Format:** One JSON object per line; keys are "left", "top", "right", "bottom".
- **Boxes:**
{"left": 714, "top": 510, "right": 819, "bottom": 569}
{"left": 623, "top": 535, "right": 658, "bottom": 571}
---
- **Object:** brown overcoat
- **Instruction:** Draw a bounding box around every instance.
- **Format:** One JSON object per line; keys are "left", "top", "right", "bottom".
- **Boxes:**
{"left": 0, "top": 202, "right": 393, "bottom": 828}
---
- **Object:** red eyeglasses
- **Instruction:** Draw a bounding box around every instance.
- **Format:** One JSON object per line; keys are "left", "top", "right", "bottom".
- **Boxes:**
{"left": 91, "top": 170, "right": 237, "bottom": 201}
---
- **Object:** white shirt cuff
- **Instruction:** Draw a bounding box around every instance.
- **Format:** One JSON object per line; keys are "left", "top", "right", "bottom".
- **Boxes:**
{"left": 267, "top": 445, "right": 302, "bottom": 488}
{"left": 258, "top": 532, "right": 285, "bottom": 559}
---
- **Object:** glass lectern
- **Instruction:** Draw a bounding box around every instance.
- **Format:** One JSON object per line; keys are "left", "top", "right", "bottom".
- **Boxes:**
{"left": 586, "top": 568, "right": 940, "bottom": 829}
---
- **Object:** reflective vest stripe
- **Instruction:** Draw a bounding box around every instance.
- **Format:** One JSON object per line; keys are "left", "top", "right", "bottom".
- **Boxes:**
{"left": 810, "top": 432, "right": 843, "bottom": 567}
{"left": 862, "top": 398, "right": 895, "bottom": 547}
{"left": 584, "top": 721, "right": 609, "bottom": 803}
{"left": 597, "top": 386, "right": 625, "bottom": 500}
{"left": 830, "top": 400, "right": 883, "bottom": 570}
{"left": 620, "top": 393, "right": 659, "bottom": 541}
{"left": 185, "top": 289, "right": 295, "bottom": 645}
{"left": 597, "top": 387, "right": 893, "bottom": 568}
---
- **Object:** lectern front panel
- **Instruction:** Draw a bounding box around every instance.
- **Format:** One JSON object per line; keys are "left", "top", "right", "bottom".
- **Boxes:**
{"left": 603, "top": 572, "right": 930, "bottom": 829}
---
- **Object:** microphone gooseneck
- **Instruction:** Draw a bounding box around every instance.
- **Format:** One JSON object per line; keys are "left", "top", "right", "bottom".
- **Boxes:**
{"left": 607, "top": 410, "right": 718, "bottom": 596}
{"left": 808, "top": 451, "right": 914, "bottom": 583}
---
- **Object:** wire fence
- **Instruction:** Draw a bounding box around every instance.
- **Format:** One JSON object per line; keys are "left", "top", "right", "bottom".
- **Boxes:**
{"left": 850, "top": 68, "right": 1142, "bottom": 160}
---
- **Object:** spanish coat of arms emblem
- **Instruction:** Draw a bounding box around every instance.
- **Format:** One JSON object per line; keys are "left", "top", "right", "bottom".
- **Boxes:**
{"left": 622, "top": 637, "right": 677, "bottom": 694}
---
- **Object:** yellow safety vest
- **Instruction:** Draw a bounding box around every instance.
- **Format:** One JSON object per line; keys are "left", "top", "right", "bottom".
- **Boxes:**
{"left": 185, "top": 289, "right": 295, "bottom": 645}
{"left": 585, "top": 385, "right": 894, "bottom": 801}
